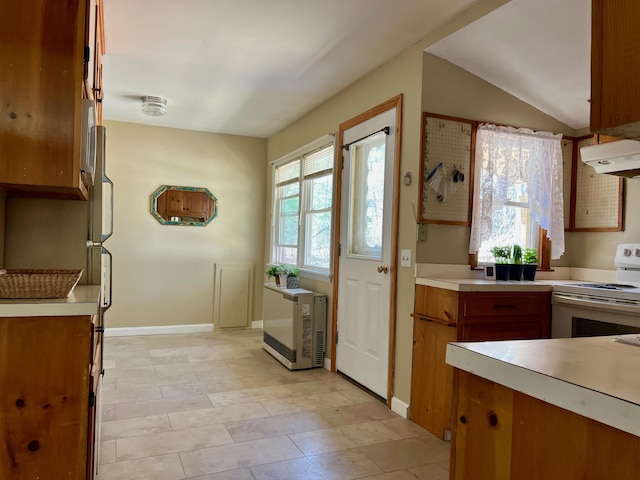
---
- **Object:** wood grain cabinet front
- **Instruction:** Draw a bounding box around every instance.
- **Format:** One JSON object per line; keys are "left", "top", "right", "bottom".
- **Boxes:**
{"left": 0, "top": 315, "right": 102, "bottom": 479}
{"left": 590, "top": 0, "right": 640, "bottom": 137}
{"left": 409, "top": 285, "right": 551, "bottom": 439}
{"left": 452, "top": 371, "right": 640, "bottom": 480}
{"left": 0, "top": 0, "right": 96, "bottom": 199}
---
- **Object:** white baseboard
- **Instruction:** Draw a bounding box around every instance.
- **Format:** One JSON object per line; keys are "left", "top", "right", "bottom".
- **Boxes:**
{"left": 105, "top": 324, "right": 213, "bottom": 337}
{"left": 251, "top": 320, "right": 263, "bottom": 329}
{"left": 391, "top": 396, "right": 410, "bottom": 419}
{"left": 324, "top": 357, "right": 332, "bottom": 371}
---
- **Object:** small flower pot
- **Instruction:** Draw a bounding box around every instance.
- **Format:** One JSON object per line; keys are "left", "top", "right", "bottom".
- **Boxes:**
{"left": 495, "top": 264, "right": 510, "bottom": 281}
{"left": 286, "top": 276, "right": 300, "bottom": 289}
{"left": 278, "top": 274, "right": 288, "bottom": 287}
{"left": 509, "top": 264, "right": 524, "bottom": 281}
{"left": 523, "top": 264, "right": 538, "bottom": 281}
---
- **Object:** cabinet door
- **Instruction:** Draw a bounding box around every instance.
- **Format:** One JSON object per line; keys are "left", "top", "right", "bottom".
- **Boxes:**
{"left": 165, "top": 190, "right": 186, "bottom": 216}
{"left": 410, "top": 316, "right": 456, "bottom": 439}
{"left": 590, "top": 0, "right": 640, "bottom": 136}
{"left": 0, "top": 2, "right": 88, "bottom": 199}
{"left": 414, "top": 285, "right": 458, "bottom": 324}
{"left": 0, "top": 316, "right": 92, "bottom": 479}
{"left": 185, "top": 191, "right": 208, "bottom": 218}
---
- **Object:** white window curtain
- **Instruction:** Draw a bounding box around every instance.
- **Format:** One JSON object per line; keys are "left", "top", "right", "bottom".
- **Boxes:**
{"left": 469, "top": 124, "right": 565, "bottom": 259}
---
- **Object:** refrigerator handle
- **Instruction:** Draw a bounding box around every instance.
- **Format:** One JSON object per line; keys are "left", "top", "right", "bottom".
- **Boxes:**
{"left": 102, "top": 171, "right": 114, "bottom": 243}
{"left": 101, "top": 246, "right": 113, "bottom": 311}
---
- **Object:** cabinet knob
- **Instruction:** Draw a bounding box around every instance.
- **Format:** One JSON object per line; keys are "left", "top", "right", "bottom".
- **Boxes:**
{"left": 459, "top": 415, "right": 467, "bottom": 424}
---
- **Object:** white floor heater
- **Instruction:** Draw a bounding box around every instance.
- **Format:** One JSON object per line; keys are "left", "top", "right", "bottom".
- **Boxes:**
{"left": 262, "top": 283, "right": 327, "bottom": 370}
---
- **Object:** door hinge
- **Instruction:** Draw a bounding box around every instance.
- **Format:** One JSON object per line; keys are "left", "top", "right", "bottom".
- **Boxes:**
{"left": 338, "top": 243, "right": 341, "bottom": 256}
{"left": 84, "top": 46, "right": 91, "bottom": 64}
{"left": 88, "top": 391, "right": 96, "bottom": 407}
{"left": 335, "top": 331, "right": 339, "bottom": 344}
{"left": 341, "top": 157, "right": 344, "bottom": 170}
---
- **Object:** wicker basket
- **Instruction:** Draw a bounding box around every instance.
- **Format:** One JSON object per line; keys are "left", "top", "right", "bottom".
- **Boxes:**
{"left": 0, "top": 269, "right": 83, "bottom": 299}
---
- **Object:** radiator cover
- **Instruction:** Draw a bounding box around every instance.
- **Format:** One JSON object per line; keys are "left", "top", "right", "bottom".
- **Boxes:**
{"left": 261, "top": 284, "right": 326, "bottom": 370}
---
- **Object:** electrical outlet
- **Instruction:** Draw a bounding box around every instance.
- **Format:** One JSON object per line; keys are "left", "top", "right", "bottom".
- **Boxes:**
{"left": 401, "top": 249, "right": 412, "bottom": 267}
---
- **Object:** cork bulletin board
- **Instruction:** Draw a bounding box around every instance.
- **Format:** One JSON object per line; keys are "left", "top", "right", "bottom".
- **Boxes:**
{"left": 573, "top": 136, "right": 623, "bottom": 231}
{"left": 418, "top": 112, "right": 476, "bottom": 225}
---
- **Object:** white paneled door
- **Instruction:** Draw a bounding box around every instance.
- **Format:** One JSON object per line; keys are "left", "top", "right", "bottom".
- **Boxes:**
{"left": 336, "top": 107, "right": 397, "bottom": 399}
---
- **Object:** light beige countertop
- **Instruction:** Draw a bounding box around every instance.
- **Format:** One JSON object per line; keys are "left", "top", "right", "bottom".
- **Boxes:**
{"left": 414, "top": 277, "right": 570, "bottom": 291}
{"left": 446, "top": 335, "right": 640, "bottom": 436}
{"left": 0, "top": 285, "right": 101, "bottom": 317}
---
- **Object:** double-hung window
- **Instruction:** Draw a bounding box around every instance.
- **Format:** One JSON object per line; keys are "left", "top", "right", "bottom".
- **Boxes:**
{"left": 271, "top": 136, "right": 335, "bottom": 274}
{"left": 469, "top": 124, "right": 565, "bottom": 263}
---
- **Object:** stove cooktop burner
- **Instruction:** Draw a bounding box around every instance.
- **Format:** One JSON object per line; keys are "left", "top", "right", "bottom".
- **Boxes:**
{"left": 576, "top": 283, "right": 639, "bottom": 290}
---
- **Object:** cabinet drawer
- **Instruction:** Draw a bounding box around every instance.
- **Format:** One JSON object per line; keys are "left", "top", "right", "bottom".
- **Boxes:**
{"left": 462, "top": 293, "right": 549, "bottom": 319}
{"left": 415, "top": 285, "right": 459, "bottom": 325}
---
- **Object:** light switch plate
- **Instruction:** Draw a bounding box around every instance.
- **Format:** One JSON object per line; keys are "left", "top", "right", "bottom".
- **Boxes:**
{"left": 401, "top": 249, "right": 412, "bottom": 267}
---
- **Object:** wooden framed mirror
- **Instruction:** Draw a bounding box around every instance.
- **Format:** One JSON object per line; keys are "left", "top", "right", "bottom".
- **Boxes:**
{"left": 151, "top": 185, "right": 218, "bottom": 226}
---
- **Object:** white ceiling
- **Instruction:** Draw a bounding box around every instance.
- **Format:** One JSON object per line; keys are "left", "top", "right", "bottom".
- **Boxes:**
{"left": 426, "top": 0, "right": 591, "bottom": 130}
{"left": 102, "top": 0, "right": 491, "bottom": 137}
{"left": 102, "top": 0, "right": 591, "bottom": 138}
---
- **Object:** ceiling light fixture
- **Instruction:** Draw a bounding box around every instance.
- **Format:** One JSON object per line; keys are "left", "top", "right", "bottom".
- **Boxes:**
{"left": 141, "top": 96, "right": 167, "bottom": 116}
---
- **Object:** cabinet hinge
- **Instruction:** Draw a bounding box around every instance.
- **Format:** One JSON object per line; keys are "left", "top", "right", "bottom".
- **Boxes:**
{"left": 335, "top": 331, "right": 339, "bottom": 344}
{"left": 338, "top": 243, "right": 341, "bottom": 257}
{"left": 84, "top": 46, "right": 91, "bottom": 64}
{"left": 88, "top": 391, "right": 96, "bottom": 407}
{"left": 341, "top": 157, "right": 344, "bottom": 170}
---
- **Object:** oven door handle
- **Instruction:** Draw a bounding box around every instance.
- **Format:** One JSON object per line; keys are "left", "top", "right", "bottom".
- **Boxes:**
{"left": 553, "top": 293, "right": 640, "bottom": 312}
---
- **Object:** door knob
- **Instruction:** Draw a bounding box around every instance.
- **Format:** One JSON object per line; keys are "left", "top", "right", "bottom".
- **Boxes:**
{"left": 377, "top": 264, "right": 389, "bottom": 274}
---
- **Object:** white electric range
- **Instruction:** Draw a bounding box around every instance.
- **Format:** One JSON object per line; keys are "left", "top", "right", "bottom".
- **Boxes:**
{"left": 552, "top": 243, "right": 640, "bottom": 338}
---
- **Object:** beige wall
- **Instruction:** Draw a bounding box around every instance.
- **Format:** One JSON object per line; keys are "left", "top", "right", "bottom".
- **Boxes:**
{"left": 105, "top": 121, "right": 267, "bottom": 329}
{"left": 5, "top": 197, "right": 88, "bottom": 276}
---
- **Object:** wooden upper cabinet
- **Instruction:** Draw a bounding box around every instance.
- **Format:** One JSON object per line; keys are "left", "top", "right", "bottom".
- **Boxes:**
{"left": 85, "top": 0, "right": 105, "bottom": 124}
{"left": 590, "top": 0, "right": 640, "bottom": 138}
{"left": 0, "top": 1, "right": 91, "bottom": 200}
{"left": 161, "top": 190, "right": 210, "bottom": 219}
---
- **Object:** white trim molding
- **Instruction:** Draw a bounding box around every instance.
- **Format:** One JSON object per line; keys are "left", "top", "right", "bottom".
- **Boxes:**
{"left": 324, "top": 357, "right": 332, "bottom": 371}
{"left": 105, "top": 324, "right": 213, "bottom": 337}
{"left": 391, "top": 396, "right": 410, "bottom": 419}
{"left": 251, "top": 320, "right": 263, "bottom": 329}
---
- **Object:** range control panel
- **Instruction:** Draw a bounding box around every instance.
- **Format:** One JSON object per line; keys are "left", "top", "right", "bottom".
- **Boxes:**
{"left": 615, "top": 243, "right": 640, "bottom": 269}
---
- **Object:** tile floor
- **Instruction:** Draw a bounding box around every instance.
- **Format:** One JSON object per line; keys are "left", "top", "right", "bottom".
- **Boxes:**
{"left": 97, "top": 328, "right": 450, "bottom": 479}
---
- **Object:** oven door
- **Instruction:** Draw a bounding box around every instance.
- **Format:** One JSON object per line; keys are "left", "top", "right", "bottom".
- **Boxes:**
{"left": 552, "top": 292, "right": 640, "bottom": 338}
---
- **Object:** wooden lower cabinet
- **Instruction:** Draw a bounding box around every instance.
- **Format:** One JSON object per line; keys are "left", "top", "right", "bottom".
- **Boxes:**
{"left": 410, "top": 286, "right": 550, "bottom": 439}
{"left": 451, "top": 371, "right": 640, "bottom": 480}
{"left": 0, "top": 315, "right": 102, "bottom": 479}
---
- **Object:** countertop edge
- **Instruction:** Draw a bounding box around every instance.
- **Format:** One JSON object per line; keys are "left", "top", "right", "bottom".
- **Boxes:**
{"left": 0, "top": 285, "right": 101, "bottom": 317}
{"left": 415, "top": 277, "right": 555, "bottom": 292}
{"left": 445, "top": 342, "right": 640, "bottom": 437}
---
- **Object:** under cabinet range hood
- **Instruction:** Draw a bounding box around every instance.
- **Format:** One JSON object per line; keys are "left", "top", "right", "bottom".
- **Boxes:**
{"left": 581, "top": 139, "right": 640, "bottom": 178}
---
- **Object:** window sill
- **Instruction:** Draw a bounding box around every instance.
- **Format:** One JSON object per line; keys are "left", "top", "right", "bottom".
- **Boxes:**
{"left": 299, "top": 268, "right": 332, "bottom": 283}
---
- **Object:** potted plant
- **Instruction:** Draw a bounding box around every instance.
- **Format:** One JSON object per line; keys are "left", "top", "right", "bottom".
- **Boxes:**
{"left": 509, "top": 244, "right": 524, "bottom": 281}
{"left": 265, "top": 264, "right": 287, "bottom": 286}
{"left": 522, "top": 247, "right": 538, "bottom": 281}
{"left": 491, "top": 246, "right": 511, "bottom": 281}
{"left": 284, "top": 265, "right": 300, "bottom": 289}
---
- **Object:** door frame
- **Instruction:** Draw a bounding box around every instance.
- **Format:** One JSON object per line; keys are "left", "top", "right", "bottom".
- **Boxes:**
{"left": 331, "top": 94, "right": 403, "bottom": 406}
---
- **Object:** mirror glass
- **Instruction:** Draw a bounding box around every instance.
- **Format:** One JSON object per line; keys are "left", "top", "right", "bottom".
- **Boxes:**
{"left": 151, "top": 185, "right": 218, "bottom": 226}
